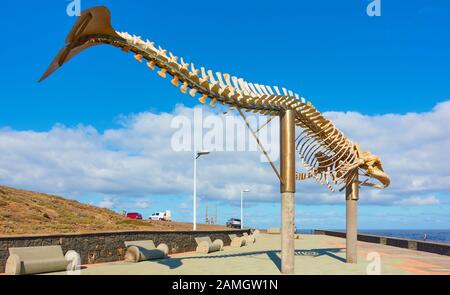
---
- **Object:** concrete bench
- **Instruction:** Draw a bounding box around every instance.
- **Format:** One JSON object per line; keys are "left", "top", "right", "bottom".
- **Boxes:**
{"left": 228, "top": 234, "right": 246, "bottom": 247}
{"left": 124, "top": 240, "right": 169, "bottom": 262}
{"left": 243, "top": 232, "right": 256, "bottom": 244}
{"left": 195, "top": 236, "right": 223, "bottom": 254}
{"left": 5, "top": 245, "right": 79, "bottom": 275}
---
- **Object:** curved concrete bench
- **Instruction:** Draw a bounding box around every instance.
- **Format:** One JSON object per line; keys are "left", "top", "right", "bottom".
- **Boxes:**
{"left": 5, "top": 246, "right": 78, "bottom": 275}
{"left": 195, "top": 236, "right": 223, "bottom": 254}
{"left": 228, "top": 234, "right": 246, "bottom": 247}
{"left": 243, "top": 232, "right": 256, "bottom": 244}
{"left": 124, "top": 240, "right": 169, "bottom": 262}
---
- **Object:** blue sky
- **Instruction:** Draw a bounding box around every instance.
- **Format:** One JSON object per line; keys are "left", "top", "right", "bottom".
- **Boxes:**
{"left": 0, "top": 0, "right": 450, "bottom": 229}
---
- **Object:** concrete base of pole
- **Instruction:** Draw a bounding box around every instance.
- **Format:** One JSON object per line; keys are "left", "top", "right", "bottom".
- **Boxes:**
{"left": 281, "top": 192, "right": 295, "bottom": 274}
{"left": 346, "top": 198, "right": 358, "bottom": 263}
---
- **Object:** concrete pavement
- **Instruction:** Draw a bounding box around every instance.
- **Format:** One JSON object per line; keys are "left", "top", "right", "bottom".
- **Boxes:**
{"left": 48, "top": 234, "right": 450, "bottom": 275}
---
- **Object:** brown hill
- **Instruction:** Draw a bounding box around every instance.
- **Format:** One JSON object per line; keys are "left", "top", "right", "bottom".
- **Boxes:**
{"left": 0, "top": 186, "right": 228, "bottom": 236}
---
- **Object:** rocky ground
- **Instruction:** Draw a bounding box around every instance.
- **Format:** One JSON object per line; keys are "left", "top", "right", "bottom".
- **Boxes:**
{"left": 0, "top": 185, "right": 229, "bottom": 236}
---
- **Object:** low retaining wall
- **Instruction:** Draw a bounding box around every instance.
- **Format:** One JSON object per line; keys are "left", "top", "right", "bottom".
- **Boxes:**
{"left": 313, "top": 230, "right": 450, "bottom": 256}
{"left": 0, "top": 229, "right": 250, "bottom": 273}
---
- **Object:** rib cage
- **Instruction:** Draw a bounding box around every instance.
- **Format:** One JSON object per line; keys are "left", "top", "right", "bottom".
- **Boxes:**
{"left": 39, "top": 6, "right": 383, "bottom": 192}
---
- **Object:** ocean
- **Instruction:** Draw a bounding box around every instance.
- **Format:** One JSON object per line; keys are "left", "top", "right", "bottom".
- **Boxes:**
{"left": 296, "top": 229, "right": 450, "bottom": 244}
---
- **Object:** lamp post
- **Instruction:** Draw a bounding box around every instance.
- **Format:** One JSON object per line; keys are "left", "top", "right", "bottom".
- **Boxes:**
{"left": 193, "top": 150, "right": 210, "bottom": 231}
{"left": 240, "top": 188, "right": 250, "bottom": 229}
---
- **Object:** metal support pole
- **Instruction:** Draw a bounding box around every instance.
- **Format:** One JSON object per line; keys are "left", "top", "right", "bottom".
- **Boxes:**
{"left": 237, "top": 108, "right": 284, "bottom": 185}
{"left": 240, "top": 190, "right": 244, "bottom": 229}
{"left": 193, "top": 154, "right": 197, "bottom": 231}
{"left": 346, "top": 170, "right": 359, "bottom": 263}
{"left": 280, "top": 110, "right": 296, "bottom": 274}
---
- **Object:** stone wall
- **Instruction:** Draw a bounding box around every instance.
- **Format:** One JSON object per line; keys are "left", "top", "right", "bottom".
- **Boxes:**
{"left": 313, "top": 230, "right": 450, "bottom": 256}
{"left": 0, "top": 229, "right": 250, "bottom": 273}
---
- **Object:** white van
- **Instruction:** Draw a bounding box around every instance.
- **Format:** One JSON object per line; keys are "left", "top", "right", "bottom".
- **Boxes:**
{"left": 149, "top": 211, "right": 171, "bottom": 221}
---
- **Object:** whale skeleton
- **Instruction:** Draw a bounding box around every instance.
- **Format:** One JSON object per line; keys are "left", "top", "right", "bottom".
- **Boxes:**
{"left": 40, "top": 6, "right": 390, "bottom": 192}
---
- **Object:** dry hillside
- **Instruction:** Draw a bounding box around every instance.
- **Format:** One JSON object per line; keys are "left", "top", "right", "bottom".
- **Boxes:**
{"left": 0, "top": 186, "right": 229, "bottom": 236}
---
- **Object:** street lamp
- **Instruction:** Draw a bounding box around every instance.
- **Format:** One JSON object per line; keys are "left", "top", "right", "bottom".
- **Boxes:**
{"left": 240, "top": 188, "right": 250, "bottom": 229}
{"left": 193, "top": 150, "right": 210, "bottom": 231}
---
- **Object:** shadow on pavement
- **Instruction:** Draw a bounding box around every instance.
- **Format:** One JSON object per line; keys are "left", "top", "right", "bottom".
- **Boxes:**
{"left": 154, "top": 247, "right": 345, "bottom": 270}
{"left": 296, "top": 248, "right": 346, "bottom": 263}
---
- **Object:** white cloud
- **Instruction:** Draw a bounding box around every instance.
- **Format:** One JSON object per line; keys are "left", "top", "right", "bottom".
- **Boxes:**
{"left": 134, "top": 199, "right": 151, "bottom": 209}
{"left": 394, "top": 196, "right": 441, "bottom": 206}
{"left": 0, "top": 101, "right": 449, "bottom": 207}
{"left": 98, "top": 197, "right": 115, "bottom": 209}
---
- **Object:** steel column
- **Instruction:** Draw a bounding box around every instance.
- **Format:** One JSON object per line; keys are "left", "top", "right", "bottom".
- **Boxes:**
{"left": 346, "top": 171, "right": 359, "bottom": 263}
{"left": 280, "top": 110, "right": 296, "bottom": 274}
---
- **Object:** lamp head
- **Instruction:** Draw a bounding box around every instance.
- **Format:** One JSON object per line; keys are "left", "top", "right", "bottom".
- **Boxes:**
{"left": 196, "top": 150, "right": 210, "bottom": 159}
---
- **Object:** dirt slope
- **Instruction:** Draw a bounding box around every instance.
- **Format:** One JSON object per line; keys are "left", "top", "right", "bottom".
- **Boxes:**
{"left": 0, "top": 186, "right": 228, "bottom": 236}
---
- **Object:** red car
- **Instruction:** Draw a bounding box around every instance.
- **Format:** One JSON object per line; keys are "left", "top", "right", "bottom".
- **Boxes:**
{"left": 126, "top": 212, "right": 143, "bottom": 220}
